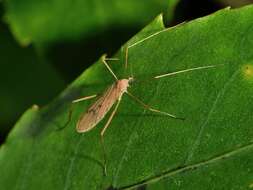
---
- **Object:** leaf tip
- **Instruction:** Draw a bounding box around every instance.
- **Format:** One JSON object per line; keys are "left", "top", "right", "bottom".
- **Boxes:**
{"left": 224, "top": 6, "right": 231, "bottom": 10}
{"left": 152, "top": 13, "right": 166, "bottom": 29}
{"left": 32, "top": 104, "right": 39, "bottom": 110}
{"left": 3, "top": 13, "right": 32, "bottom": 46}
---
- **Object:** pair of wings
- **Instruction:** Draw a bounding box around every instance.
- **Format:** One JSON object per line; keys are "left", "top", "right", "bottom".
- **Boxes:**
{"left": 76, "top": 82, "right": 123, "bottom": 133}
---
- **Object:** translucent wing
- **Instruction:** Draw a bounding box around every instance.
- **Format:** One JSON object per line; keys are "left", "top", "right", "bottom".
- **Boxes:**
{"left": 76, "top": 82, "right": 121, "bottom": 133}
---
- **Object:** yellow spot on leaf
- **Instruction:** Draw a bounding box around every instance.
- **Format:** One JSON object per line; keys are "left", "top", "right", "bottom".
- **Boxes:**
{"left": 242, "top": 64, "right": 253, "bottom": 81}
{"left": 249, "top": 183, "right": 253, "bottom": 188}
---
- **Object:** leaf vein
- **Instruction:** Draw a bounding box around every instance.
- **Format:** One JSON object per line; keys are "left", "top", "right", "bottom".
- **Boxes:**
{"left": 184, "top": 68, "right": 240, "bottom": 164}
{"left": 63, "top": 134, "right": 84, "bottom": 190}
{"left": 119, "top": 141, "right": 253, "bottom": 190}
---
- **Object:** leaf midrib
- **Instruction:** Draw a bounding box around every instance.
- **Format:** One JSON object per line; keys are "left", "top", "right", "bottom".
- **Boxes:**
{"left": 119, "top": 142, "right": 253, "bottom": 190}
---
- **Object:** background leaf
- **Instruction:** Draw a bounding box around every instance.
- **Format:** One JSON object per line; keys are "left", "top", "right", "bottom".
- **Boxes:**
{"left": 1, "top": 5, "right": 253, "bottom": 190}
{"left": 0, "top": 25, "right": 65, "bottom": 143}
{"left": 4, "top": 0, "right": 179, "bottom": 45}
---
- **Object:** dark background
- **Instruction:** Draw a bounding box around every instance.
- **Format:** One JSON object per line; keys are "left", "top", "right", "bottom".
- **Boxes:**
{"left": 0, "top": 0, "right": 252, "bottom": 144}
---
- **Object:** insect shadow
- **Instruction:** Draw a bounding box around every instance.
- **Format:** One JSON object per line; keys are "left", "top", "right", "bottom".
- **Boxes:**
{"left": 25, "top": 82, "right": 112, "bottom": 138}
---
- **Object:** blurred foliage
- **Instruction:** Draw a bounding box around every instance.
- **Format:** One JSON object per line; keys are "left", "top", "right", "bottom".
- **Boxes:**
{"left": 4, "top": 0, "right": 178, "bottom": 45}
{"left": 0, "top": 24, "right": 66, "bottom": 142}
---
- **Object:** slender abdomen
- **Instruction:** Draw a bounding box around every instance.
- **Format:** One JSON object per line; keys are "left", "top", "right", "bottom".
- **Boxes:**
{"left": 76, "top": 79, "right": 129, "bottom": 133}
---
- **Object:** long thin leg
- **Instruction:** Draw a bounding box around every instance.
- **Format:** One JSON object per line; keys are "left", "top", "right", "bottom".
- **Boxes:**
{"left": 125, "top": 46, "right": 129, "bottom": 69}
{"left": 127, "top": 21, "right": 186, "bottom": 49}
{"left": 72, "top": 94, "right": 97, "bottom": 103}
{"left": 126, "top": 91, "right": 184, "bottom": 120}
{"left": 154, "top": 64, "right": 224, "bottom": 79}
{"left": 100, "top": 99, "right": 121, "bottom": 175}
{"left": 124, "top": 45, "right": 134, "bottom": 77}
{"left": 57, "top": 94, "right": 97, "bottom": 131}
{"left": 102, "top": 55, "right": 119, "bottom": 81}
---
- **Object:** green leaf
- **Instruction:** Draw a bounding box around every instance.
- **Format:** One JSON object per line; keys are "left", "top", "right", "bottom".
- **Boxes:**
{"left": 1, "top": 5, "right": 253, "bottom": 190}
{"left": 4, "top": 0, "right": 178, "bottom": 45}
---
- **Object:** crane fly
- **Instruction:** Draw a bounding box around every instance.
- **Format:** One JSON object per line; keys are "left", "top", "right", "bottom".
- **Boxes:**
{"left": 67, "top": 45, "right": 222, "bottom": 175}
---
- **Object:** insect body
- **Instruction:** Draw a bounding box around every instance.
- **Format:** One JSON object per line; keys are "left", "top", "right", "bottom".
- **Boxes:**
{"left": 76, "top": 78, "right": 132, "bottom": 133}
